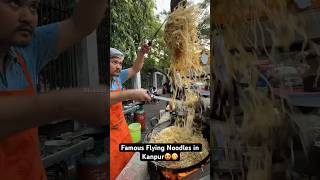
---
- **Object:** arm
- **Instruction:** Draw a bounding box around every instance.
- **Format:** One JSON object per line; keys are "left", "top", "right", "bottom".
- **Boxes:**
{"left": 127, "top": 44, "right": 151, "bottom": 79}
{"left": 0, "top": 89, "right": 106, "bottom": 140}
{"left": 110, "top": 89, "right": 151, "bottom": 105}
{"left": 57, "top": 0, "right": 106, "bottom": 54}
{"left": 110, "top": 91, "right": 129, "bottom": 105}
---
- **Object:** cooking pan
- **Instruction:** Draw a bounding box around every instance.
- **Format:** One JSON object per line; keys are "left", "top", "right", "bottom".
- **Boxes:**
{"left": 144, "top": 117, "right": 210, "bottom": 175}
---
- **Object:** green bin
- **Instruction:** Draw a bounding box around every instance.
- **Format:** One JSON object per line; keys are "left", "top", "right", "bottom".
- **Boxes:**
{"left": 128, "top": 123, "right": 141, "bottom": 143}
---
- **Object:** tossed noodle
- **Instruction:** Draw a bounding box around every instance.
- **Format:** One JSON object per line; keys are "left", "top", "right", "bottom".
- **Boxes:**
{"left": 150, "top": 4, "right": 209, "bottom": 169}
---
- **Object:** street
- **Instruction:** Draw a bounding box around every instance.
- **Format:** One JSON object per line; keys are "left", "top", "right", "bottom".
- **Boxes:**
{"left": 141, "top": 94, "right": 170, "bottom": 140}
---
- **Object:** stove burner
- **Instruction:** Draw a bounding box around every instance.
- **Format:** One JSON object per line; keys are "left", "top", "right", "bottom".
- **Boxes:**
{"left": 148, "top": 161, "right": 209, "bottom": 180}
{"left": 146, "top": 109, "right": 211, "bottom": 180}
{"left": 161, "top": 167, "right": 200, "bottom": 180}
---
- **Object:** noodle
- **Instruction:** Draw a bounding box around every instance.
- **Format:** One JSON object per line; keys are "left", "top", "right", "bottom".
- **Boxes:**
{"left": 213, "top": 0, "right": 308, "bottom": 179}
{"left": 149, "top": 4, "right": 209, "bottom": 169}
{"left": 150, "top": 126, "right": 209, "bottom": 169}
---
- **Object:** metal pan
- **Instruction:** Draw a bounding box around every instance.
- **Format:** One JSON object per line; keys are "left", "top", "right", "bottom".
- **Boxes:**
{"left": 144, "top": 117, "right": 210, "bottom": 174}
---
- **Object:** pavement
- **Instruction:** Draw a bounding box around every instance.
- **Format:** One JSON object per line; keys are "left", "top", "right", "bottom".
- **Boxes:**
{"left": 141, "top": 93, "right": 170, "bottom": 140}
{"left": 144, "top": 95, "right": 170, "bottom": 127}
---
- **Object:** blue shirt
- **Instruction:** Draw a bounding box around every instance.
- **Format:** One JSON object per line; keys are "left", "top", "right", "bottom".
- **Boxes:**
{"left": 110, "top": 69, "right": 128, "bottom": 91}
{"left": 0, "top": 23, "right": 58, "bottom": 91}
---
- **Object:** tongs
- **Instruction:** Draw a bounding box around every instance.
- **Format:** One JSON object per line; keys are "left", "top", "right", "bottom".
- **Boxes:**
{"left": 148, "top": 16, "right": 169, "bottom": 46}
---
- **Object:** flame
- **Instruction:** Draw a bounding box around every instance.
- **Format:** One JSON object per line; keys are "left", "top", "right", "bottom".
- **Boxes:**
{"left": 161, "top": 168, "right": 199, "bottom": 180}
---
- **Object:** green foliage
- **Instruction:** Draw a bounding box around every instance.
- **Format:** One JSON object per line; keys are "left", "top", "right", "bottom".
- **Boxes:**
{"left": 197, "top": 0, "right": 210, "bottom": 42}
{"left": 111, "top": 0, "right": 170, "bottom": 73}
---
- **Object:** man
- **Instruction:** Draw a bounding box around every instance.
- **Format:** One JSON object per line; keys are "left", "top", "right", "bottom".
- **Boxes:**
{"left": 110, "top": 47, "right": 151, "bottom": 105}
{"left": 0, "top": 0, "right": 106, "bottom": 179}
{"left": 110, "top": 46, "right": 151, "bottom": 179}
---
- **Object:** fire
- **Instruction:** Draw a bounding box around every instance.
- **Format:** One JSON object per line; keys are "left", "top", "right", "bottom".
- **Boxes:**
{"left": 161, "top": 168, "right": 199, "bottom": 180}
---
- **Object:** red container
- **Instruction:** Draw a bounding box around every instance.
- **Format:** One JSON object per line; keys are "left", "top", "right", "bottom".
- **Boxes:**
{"left": 134, "top": 110, "right": 146, "bottom": 131}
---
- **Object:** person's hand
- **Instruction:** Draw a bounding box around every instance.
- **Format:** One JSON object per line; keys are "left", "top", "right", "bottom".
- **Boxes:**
{"left": 139, "top": 43, "right": 151, "bottom": 55}
{"left": 165, "top": 101, "right": 175, "bottom": 112}
{"left": 165, "top": 104, "right": 172, "bottom": 112}
{"left": 128, "top": 89, "right": 151, "bottom": 102}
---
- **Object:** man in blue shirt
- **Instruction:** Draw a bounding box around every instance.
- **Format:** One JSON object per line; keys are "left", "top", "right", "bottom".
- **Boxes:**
{"left": 109, "top": 46, "right": 151, "bottom": 179}
{"left": 0, "top": 0, "right": 106, "bottom": 179}
{"left": 110, "top": 47, "right": 151, "bottom": 104}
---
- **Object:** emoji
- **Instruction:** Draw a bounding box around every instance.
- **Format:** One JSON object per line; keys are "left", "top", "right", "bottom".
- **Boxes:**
{"left": 171, "top": 153, "right": 178, "bottom": 160}
{"left": 164, "top": 153, "right": 171, "bottom": 160}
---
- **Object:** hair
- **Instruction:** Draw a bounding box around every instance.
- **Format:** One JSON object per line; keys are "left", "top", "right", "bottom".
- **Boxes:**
{"left": 110, "top": 48, "right": 124, "bottom": 59}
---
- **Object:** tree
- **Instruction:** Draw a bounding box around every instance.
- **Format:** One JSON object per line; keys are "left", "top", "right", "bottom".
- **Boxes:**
{"left": 111, "top": 0, "right": 170, "bottom": 87}
{"left": 198, "top": 0, "right": 210, "bottom": 47}
{"left": 169, "top": 0, "right": 210, "bottom": 47}
{"left": 170, "top": 0, "right": 187, "bottom": 12}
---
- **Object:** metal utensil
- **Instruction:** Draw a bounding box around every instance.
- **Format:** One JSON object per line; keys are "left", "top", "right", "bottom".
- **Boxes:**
{"left": 150, "top": 94, "right": 183, "bottom": 105}
{"left": 148, "top": 16, "right": 169, "bottom": 46}
{"left": 151, "top": 95, "right": 172, "bottom": 102}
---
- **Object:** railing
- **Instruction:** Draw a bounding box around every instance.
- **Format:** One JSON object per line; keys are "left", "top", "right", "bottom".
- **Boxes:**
{"left": 37, "top": 1, "right": 79, "bottom": 92}
{"left": 37, "top": 0, "right": 107, "bottom": 92}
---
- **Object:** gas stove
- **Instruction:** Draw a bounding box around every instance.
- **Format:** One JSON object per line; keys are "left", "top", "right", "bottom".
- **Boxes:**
{"left": 117, "top": 152, "right": 210, "bottom": 180}
{"left": 148, "top": 160, "right": 210, "bottom": 180}
{"left": 123, "top": 103, "right": 141, "bottom": 115}
{"left": 41, "top": 137, "right": 94, "bottom": 168}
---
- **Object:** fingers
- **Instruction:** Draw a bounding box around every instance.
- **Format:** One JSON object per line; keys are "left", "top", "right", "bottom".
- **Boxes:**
{"left": 143, "top": 92, "right": 152, "bottom": 101}
{"left": 140, "top": 43, "right": 151, "bottom": 54}
{"left": 140, "top": 89, "right": 151, "bottom": 101}
{"left": 135, "top": 89, "right": 151, "bottom": 102}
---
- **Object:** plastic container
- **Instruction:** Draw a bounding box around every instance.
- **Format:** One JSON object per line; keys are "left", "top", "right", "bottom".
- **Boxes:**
{"left": 128, "top": 123, "right": 141, "bottom": 143}
{"left": 134, "top": 110, "right": 146, "bottom": 131}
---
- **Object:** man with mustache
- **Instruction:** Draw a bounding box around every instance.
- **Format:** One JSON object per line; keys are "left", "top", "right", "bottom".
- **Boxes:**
{"left": 0, "top": 0, "right": 106, "bottom": 179}
{"left": 109, "top": 47, "right": 151, "bottom": 179}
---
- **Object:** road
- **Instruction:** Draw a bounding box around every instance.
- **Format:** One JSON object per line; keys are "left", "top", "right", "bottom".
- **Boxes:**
{"left": 141, "top": 94, "right": 170, "bottom": 140}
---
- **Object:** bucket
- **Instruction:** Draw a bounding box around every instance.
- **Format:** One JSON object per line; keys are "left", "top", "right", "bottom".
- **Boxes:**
{"left": 129, "top": 123, "right": 141, "bottom": 143}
